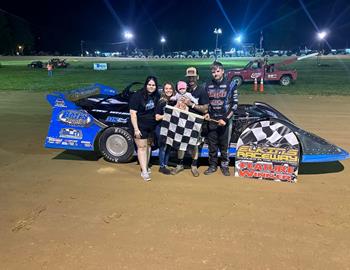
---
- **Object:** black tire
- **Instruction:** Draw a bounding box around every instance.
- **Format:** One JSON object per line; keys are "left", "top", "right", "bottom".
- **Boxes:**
{"left": 99, "top": 127, "right": 134, "bottom": 163}
{"left": 280, "top": 75, "right": 292, "bottom": 86}
{"left": 232, "top": 76, "right": 243, "bottom": 87}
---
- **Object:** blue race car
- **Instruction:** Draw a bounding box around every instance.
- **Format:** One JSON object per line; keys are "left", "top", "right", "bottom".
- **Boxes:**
{"left": 45, "top": 83, "right": 349, "bottom": 164}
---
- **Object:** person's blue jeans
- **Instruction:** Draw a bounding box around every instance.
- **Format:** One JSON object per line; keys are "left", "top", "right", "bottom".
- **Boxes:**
{"left": 156, "top": 124, "right": 171, "bottom": 168}
{"left": 159, "top": 144, "right": 171, "bottom": 168}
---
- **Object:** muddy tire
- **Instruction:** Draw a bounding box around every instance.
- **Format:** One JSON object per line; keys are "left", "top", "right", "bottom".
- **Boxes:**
{"left": 280, "top": 75, "right": 291, "bottom": 86}
{"left": 99, "top": 127, "right": 134, "bottom": 163}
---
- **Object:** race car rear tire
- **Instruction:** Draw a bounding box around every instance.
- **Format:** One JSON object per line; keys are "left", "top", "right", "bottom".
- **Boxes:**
{"left": 99, "top": 127, "right": 134, "bottom": 163}
{"left": 232, "top": 76, "right": 243, "bottom": 87}
{"left": 280, "top": 75, "right": 291, "bottom": 86}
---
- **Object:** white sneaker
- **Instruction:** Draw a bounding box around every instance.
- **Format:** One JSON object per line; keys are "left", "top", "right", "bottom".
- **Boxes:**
{"left": 148, "top": 168, "right": 151, "bottom": 174}
{"left": 141, "top": 172, "right": 151, "bottom": 181}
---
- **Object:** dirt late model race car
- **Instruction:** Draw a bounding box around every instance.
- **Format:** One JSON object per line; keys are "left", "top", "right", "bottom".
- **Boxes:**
{"left": 45, "top": 83, "right": 349, "bottom": 165}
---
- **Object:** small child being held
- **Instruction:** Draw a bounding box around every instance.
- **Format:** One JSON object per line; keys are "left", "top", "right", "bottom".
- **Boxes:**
{"left": 171, "top": 81, "right": 198, "bottom": 111}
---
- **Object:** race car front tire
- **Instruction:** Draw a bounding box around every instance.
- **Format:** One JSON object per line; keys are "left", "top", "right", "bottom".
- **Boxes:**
{"left": 99, "top": 127, "right": 134, "bottom": 163}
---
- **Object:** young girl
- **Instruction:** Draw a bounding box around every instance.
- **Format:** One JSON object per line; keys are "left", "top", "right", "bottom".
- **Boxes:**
{"left": 129, "top": 76, "right": 160, "bottom": 181}
{"left": 155, "top": 82, "right": 176, "bottom": 174}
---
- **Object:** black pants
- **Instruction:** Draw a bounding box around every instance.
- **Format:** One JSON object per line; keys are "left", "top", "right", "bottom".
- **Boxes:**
{"left": 207, "top": 121, "right": 232, "bottom": 167}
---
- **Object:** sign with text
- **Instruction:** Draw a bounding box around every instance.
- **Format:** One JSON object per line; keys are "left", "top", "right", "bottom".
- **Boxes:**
{"left": 93, "top": 63, "right": 108, "bottom": 71}
{"left": 235, "top": 120, "right": 300, "bottom": 183}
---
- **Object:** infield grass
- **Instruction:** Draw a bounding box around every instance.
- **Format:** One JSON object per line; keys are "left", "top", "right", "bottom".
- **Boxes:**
{"left": 0, "top": 56, "right": 350, "bottom": 95}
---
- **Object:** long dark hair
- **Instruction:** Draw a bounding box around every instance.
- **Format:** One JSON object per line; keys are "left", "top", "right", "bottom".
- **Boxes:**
{"left": 141, "top": 75, "right": 159, "bottom": 100}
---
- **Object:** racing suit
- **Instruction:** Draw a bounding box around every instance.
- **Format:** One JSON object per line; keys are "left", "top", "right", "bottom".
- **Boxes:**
{"left": 205, "top": 77, "right": 238, "bottom": 168}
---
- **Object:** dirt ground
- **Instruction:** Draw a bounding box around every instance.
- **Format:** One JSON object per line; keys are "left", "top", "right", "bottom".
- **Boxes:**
{"left": 0, "top": 92, "right": 350, "bottom": 270}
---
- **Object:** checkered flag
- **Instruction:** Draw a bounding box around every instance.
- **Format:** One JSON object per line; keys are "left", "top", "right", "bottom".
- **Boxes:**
{"left": 237, "top": 120, "right": 299, "bottom": 148}
{"left": 160, "top": 105, "right": 204, "bottom": 151}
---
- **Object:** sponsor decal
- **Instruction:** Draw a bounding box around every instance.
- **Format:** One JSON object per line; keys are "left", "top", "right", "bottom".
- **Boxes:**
{"left": 54, "top": 98, "right": 66, "bottom": 108}
{"left": 105, "top": 116, "right": 128, "bottom": 123}
{"left": 47, "top": 137, "right": 62, "bottom": 144}
{"left": 91, "top": 109, "right": 108, "bottom": 113}
{"left": 61, "top": 139, "right": 78, "bottom": 146}
{"left": 109, "top": 111, "right": 130, "bottom": 115}
{"left": 267, "top": 74, "right": 277, "bottom": 79}
{"left": 81, "top": 140, "right": 92, "bottom": 147}
{"left": 208, "top": 89, "right": 227, "bottom": 98}
{"left": 59, "top": 128, "right": 83, "bottom": 139}
{"left": 251, "top": 73, "right": 262, "bottom": 79}
{"left": 58, "top": 110, "right": 92, "bottom": 127}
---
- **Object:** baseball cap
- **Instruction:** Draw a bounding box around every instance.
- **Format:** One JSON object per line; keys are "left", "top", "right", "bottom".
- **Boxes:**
{"left": 185, "top": 67, "right": 198, "bottom": 77}
{"left": 177, "top": 81, "right": 187, "bottom": 90}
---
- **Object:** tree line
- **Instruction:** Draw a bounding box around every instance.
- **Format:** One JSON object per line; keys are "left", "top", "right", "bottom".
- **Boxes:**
{"left": 0, "top": 12, "right": 34, "bottom": 55}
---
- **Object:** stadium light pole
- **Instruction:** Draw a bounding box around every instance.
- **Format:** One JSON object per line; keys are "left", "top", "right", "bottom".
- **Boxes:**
{"left": 17, "top": 45, "right": 23, "bottom": 55}
{"left": 317, "top": 31, "right": 327, "bottom": 66}
{"left": 160, "top": 36, "right": 166, "bottom": 55}
{"left": 213, "top": 28, "right": 222, "bottom": 59}
{"left": 80, "top": 40, "right": 84, "bottom": 57}
{"left": 234, "top": 35, "right": 242, "bottom": 57}
{"left": 124, "top": 31, "right": 134, "bottom": 56}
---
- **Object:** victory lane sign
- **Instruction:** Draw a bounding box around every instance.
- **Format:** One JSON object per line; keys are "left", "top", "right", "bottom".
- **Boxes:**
{"left": 234, "top": 120, "right": 300, "bottom": 183}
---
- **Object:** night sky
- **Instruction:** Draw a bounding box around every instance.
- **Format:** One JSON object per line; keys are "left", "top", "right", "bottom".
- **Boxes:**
{"left": 2, "top": 0, "right": 350, "bottom": 53}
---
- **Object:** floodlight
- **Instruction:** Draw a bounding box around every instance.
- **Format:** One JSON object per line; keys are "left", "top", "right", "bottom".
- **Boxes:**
{"left": 234, "top": 35, "right": 242, "bottom": 43}
{"left": 317, "top": 31, "right": 327, "bottom": 40}
{"left": 124, "top": 31, "right": 134, "bottom": 40}
{"left": 214, "top": 28, "right": 222, "bottom": 35}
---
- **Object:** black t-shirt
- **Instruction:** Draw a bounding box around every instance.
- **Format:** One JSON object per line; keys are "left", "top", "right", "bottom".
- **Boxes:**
{"left": 188, "top": 84, "right": 209, "bottom": 114}
{"left": 129, "top": 90, "right": 159, "bottom": 127}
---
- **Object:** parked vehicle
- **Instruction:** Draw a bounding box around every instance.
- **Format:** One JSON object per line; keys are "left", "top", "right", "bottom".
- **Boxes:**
{"left": 49, "top": 58, "right": 69, "bottom": 68}
{"left": 27, "top": 61, "right": 44, "bottom": 68}
{"left": 226, "top": 58, "right": 298, "bottom": 86}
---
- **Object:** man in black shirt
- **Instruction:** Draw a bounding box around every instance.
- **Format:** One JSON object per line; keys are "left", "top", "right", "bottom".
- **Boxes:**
{"left": 172, "top": 67, "right": 209, "bottom": 177}
{"left": 204, "top": 61, "right": 238, "bottom": 176}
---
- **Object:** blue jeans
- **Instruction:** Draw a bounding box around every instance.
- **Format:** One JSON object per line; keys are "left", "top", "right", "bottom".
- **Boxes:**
{"left": 156, "top": 124, "right": 171, "bottom": 168}
{"left": 48, "top": 70, "right": 53, "bottom": 77}
{"left": 159, "top": 144, "right": 171, "bottom": 168}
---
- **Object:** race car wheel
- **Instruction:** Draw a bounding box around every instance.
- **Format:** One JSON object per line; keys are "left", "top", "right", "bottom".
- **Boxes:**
{"left": 280, "top": 75, "right": 291, "bottom": 86}
{"left": 99, "top": 127, "right": 134, "bottom": 163}
{"left": 232, "top": 76, "right": 243, "bottom": 87}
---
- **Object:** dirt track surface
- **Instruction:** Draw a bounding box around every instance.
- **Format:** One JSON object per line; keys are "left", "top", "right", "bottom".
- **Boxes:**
{"left": 1, "top": 92, "right": 350, "bottom": 269}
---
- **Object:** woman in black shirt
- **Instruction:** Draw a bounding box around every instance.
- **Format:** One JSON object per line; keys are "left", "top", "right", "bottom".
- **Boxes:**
{"left": 129, "top": 76, "right": 159, "bottom": 181}
{"left": 155, "top": 82, "right": 175, "bottom": 175}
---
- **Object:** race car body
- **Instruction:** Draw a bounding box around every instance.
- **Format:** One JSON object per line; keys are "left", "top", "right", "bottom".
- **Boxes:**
{"left": 45, "top": 83, "right": 349, "bottom": 164}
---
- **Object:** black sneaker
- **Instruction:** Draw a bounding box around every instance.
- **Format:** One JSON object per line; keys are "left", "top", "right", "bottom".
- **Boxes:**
{"left": 220, "top": 166, "right": 230, "bottom": 176}
{"left": 159, "top": 166, "right": 171, "bottom": 175}
{"left": 204, "top": 166, "right": 217, "bottom": 175}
